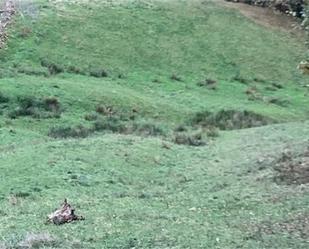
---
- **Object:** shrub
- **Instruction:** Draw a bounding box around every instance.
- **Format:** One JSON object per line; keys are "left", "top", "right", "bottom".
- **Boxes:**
{"left": 170, "top": 74, "right": 182, "bottom": 82}
{"left": 174, "top": 125, "right": 188, "bottom": 132}
{"left": 8, "top": 96, "right": 62, "bottom": 119}
{"left": 17, "top": 67, "right": 49, "bottom": 77}
{"left": 8, "top": 96, "right": 40, "bottom": 118}
{"left": 42, "top": 97, "right": 61, "bottom": 112}
{"left": 89, "top": 68, "right": 108, "bottom": 78}
{"left": 49, "top": 125, "right": 92, "bottom": 138}
{"left": 130, "top": 120, "right": 166, "bottom": 136}
{"left": 12, "top": 191, "right": 31, "bottom": 198}
{"left": 273, "top": 149, "right": 309, "bottom": 185}
{"left": 173, "top": 131, "right": 206, "bottom": 146}
{"left": 197, "top": 78, "right": 217, "bottom": 87}
{"left": 0, "top": 92, "right": 9, "bottom": 103}
{"left": 67, "top": 65, "right": 86, "bottom": 75}
{"left": 84, "top": 112, "right": 99, "bottom": 121}
{"left": 232, "top": 74, "right": 250, "bottom": 84}
{"left": 191, "top": 109, "right": 271, "bottom": 130}
{"left": 40, "top": 59, "right": 64, "bottom": 75}
{"left": 205, "top": 126, "right": 219, "bottom": 137}
{"left": 271, "top": 82, "right": 284, "bottom": 89}
{"left": 93, "top": 116, "right": 127, "bottom": 133}
{"left": 267, "top": 97, "right": 290, "bottom": 107}
{"left": 96, "top": 105, "right": 114, "bottom": 115}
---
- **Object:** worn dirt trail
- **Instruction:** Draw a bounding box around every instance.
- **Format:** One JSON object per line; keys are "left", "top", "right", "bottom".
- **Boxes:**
{"left": 216, "top": 0, "right": 303, "bottom": 36}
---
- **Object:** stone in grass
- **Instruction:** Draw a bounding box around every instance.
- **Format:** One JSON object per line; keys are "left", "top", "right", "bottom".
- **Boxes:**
{"left": 47, "top": 199, "right": 84, "bottom": 225}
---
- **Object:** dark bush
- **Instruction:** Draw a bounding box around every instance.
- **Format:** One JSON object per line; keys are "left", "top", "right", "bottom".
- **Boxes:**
{"left": 267, "top": 97, "right": 290, "bottom": 107}
{"left": 197, "top": 78, "right": 217, "bottom": 87}
{"left": 67, "top": 65, "right": 86, "bottom": 75}
{"left": 13, "top": 191, "right": 31, "bottom": 198}
{"left": 84, "top": 112, "right": 99, "bottom": 121}
{"left": 273, "top": 149, "right": 309, "bottom": 185}
{"left": 96, "top": 105, "right": 114, "bottom": 116}
{"left": 93, "top": 116, "right": 127, "bottom": 133}
{"left": 8, "top": 96, "right": 62, "bottom": 119}
{"left": 174, "top": 125, "right": 188, "bottom": 132}
{"left": 89, "top": 68, "right": 108, "bottom": 78}
{"left": 173, "top": 131, "right": 206, "bottom": 146}
{"left": 205, "top": 126, "right": 219, "bottom": 137}
{"left": 49, "top": 125, "right": 92, "bottom": 138}
{"left": 0, "top": 92, "right": 9, "bottom": 103}
{"left": 8, "top": 96, "right": 40, "bottom": 118}
{"left": 232, "top": 74, "right": 250, "bottom": 84}
{"left": 8, "top": 107, "right": 36, "bottom": 119}
{"left": 170, "top": 74, "right": 182, "bottom": 82}
{"left": 130, "top": 121, "right": 166, "bottom": 136}
{"left": 253, "top": 77, "right": 266, "bottom": 83}
{"left": 272, "top": 82, "right": 284, "bottom": 89}
{"left": 191, "top": 109, "right": 272, "bottom": 130}
{"left": 42, "top": 97, "right": 61, "bottom": 112}
{"left": 40, "top": 59, "right": 64, "bottom": 75}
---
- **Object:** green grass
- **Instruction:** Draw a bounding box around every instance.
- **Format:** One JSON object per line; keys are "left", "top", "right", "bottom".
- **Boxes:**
{"left": 0, "top": 122, "right": 308, "bottom": 248}
{"left": 0, "top": 0, "right": 308, "bottom": 248}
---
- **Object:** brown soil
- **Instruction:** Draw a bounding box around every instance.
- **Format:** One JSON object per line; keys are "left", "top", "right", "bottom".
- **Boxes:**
{"left": 273, "top": 148, "right": 309, "bottom": 185}
{"left": 245, "top": 213, "right": 309, "bottom": 240}
{"left": 216, "top": 0, "right": 304, "bottom": 36}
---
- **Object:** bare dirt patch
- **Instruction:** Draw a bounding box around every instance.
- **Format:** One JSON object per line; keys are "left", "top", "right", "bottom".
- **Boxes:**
{"left": 245, "top": 213, "right": 309, "bottom": 240}
{"left": 273, "top": 148, "right": 309, "bottom": 185}
{"left": 216, "top": 0, "right": 304, "bottom": 35}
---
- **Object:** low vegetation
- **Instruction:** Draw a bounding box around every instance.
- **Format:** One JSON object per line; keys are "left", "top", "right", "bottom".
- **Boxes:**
{"left": 273, "top": 148, "right": 309, "bottom": 185}
{"left": 7, "top": 96, "right": 62, "bottom": 119}
{"left": 190, "top": 109, "right": 272, "bottom": 130}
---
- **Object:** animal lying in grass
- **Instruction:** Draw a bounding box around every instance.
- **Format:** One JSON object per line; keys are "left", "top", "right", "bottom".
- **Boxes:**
{"left": 47, "top": 199, "right": 84, "bottom": 225}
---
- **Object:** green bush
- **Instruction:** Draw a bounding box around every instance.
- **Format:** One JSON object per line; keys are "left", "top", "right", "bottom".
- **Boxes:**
{"left": 49, "top": 125, "right": 92, "bottom": 138}
{"left": 130, "top": 120, "right": 166, "bottom": 136}
{"left": 67, "top": 65, "right": 87, "bottom": 75}
{"left": 40, "top": 59, "right": 64, "bottom": 75}
{"left": 84, "top": 112, "right": 99, "bottom": 121}
{"left": 89, "top": 68, "right": 108, "bottom": 78}
{"left": 0, "top": 92, "right": 9, "bottom": 103}
{"left": 93, "top": 116, "right": 127, "bottom": 133}
{"left": 173, "top": 131, "right": 206, "bottom": 146}
{"left": 17, "top": 67, "right": 50, "bottom": 77}
{"left": 8, "top": 96, "right": 62, "bottom": 119}
{"left": 191, "top": 109, "right": 272, "bottom": 130}
{"left": 205, "top": 126, "right": 219, "bottom": 138}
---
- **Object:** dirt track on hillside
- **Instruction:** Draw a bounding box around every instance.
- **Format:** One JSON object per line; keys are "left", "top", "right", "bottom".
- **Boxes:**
{"left": 216, "top": 0, "right": 303, "bottom": 36}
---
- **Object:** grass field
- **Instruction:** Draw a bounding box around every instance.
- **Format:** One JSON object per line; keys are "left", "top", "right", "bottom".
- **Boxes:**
{"left": 0, "top": 0, "right": 308, "bottom": 248}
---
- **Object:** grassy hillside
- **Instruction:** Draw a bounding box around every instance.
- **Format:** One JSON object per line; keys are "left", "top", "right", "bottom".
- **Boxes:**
{"left": 0, "top": 0, "right": 308, "bottom": 128}
{"left": 0, "top": 0, "right": 308, "bottom": 248}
